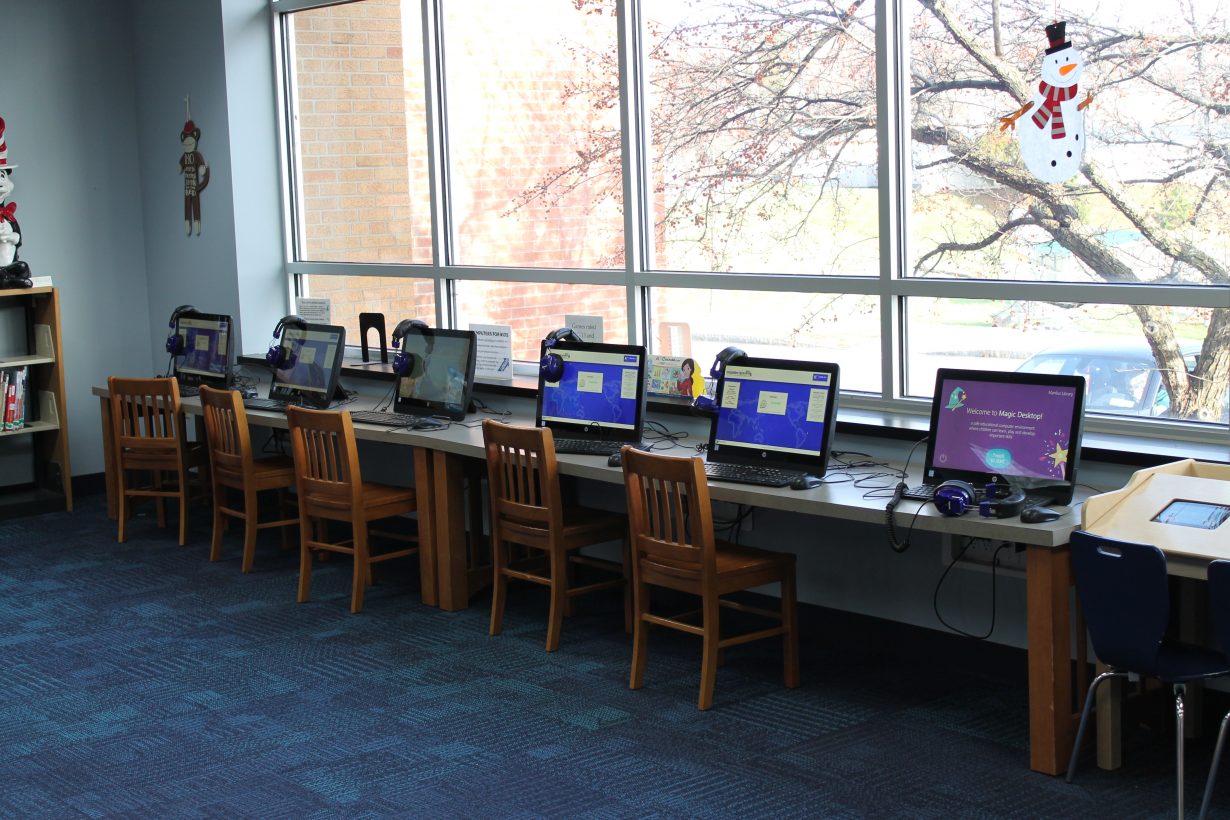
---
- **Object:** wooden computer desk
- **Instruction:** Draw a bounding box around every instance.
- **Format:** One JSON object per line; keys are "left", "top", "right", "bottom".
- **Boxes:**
{"left": 93, "top": 385, "right": 1085, "bottom": 776}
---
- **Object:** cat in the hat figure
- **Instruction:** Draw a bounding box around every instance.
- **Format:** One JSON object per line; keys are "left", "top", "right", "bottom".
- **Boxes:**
{"left": 0, "top": 117, "right": 31, "bottom": 288}
{"left": 179, "top": 96, "right": 210, "bottom": 236}
{"left": 1000, "top": 22, "right": 1094, "bottom": 184}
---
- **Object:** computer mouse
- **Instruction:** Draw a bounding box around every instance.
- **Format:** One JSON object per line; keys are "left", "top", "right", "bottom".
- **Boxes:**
{"left": 607, "top": 451, "right": 623, "bottom": 468}
{"left": 790, "top": 474, "right": 822, "bottom": 491}
{"left": 1020, "top": 506, "right": 1062, "bottom": 524}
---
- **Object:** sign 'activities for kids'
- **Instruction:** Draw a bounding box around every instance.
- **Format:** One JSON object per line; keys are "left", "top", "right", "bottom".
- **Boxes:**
{"left": 999, "top": 21, "right": 1094, "bottom": 184}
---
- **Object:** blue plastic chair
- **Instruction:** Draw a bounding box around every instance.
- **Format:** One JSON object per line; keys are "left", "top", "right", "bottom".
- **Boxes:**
{"left": 1066, "top": 531, "right": 1230, "bottom": 818}
{"left": 1198, "top": 560, "right": 1230, "bottom": 819}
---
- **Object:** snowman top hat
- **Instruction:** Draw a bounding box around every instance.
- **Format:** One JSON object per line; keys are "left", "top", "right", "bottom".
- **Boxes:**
{"left": 0, "top": 117, "right": 16, "bottom": 171}
{"left": 1045, "top": 21, "right": 1071, "bottom": 55}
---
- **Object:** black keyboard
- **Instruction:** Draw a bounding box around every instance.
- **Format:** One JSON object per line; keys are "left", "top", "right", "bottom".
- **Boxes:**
{"left": 553, "top": 438, "right": 644, "bottom": 456}
{"left": 243, "top": 398, "right": 291, "bottom": 412}
{"left": 703, "top": 462, "right": 804, "bottom": 488}
{"left": 349, "top": 410, "right": 443, "bottom": 430}
{"left": 902, "top": 484, "right": 937, "bottom": 501}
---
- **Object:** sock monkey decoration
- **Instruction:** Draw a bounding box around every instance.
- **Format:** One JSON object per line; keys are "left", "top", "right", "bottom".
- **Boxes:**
{"left": 179, "top": 95, "right": 210, "bottom": 236}
{"left": 0, "top": 117, "right": 32, "bottom": 289}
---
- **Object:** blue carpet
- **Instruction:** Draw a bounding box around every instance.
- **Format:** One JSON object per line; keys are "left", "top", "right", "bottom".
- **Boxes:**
{"left": 0, "top": 497, "right": 1221, "bottom": 818}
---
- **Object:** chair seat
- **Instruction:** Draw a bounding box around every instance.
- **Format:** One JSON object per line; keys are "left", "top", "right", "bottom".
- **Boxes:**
{"left": 1151, "top": 642, "right": 1230, "bottom": 684}
{"left": 306, "top": 482, "right": 415, "bottom": 514}
{"left": 714, "top": 540, "right": 796, "bottom": 575}
{"left": 251, "top": 454, "right": 294, "bottom": 478}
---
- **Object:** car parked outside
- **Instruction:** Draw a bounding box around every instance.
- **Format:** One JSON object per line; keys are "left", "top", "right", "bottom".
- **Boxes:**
{"left": 1015, "top": 338, "right": 1208, "bottom": 419}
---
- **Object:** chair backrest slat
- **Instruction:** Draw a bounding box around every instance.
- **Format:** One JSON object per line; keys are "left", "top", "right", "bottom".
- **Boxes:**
{"left": 1070, "top": 530, "right": 1168, "bottom": 675}
{"left": 108, "top": 377, "right": 185, "bottom": 457}
{"left": 482, "top": 421, "right": 562, "bottom": 536}
{"left": 199, "top": 386, "right": 252, "bottom": 482}
{"left": 287, "top": 406, "right": 361, "bottom": 512}
{"left": 622, "top": 447, "right": 715, "bottom": 576}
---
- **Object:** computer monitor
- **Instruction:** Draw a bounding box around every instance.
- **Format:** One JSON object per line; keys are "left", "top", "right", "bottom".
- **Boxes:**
{"left": 392, "top": 327, "right": 478, "bottom": 421}
{"left": 706, "top": 357, "right": 840, "bottom": 475}
{"left": 535, "top": 341, "right": 648, "bottom": 443}
{"left": 172, "top": 312, "right": 232, "bottom": 390}
{"left": 921, "top": 368, "right": 1087, "bottom": 505}
{"left": 268, "top": 323, "right": 346, "bottom": 409}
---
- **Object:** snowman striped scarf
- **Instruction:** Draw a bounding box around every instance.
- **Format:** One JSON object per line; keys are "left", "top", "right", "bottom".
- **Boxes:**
{"left": 1031, "top": 81, "right": 1079, "bottom": 139}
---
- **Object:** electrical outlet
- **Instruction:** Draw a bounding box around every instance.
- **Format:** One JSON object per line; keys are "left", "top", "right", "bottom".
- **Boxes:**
{"left": 942, "top": 534, "right": 1026, "bottom": 574}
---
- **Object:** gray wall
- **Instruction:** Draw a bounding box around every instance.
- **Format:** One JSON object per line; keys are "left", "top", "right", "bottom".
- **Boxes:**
{"left": 2, "top": 0, "right": 151, "bottom": 476}
{"left": 0, "top": 0, "right": 287, "bottom": 477}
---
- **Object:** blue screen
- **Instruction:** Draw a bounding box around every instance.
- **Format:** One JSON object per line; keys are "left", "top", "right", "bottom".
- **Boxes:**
{"left": 540, "top": 348, "right": 642, "bottom": 431}
{"left": 713, "top": 366, "right": 833, "bottom": 457}
{"left": 175, "top": 315, "right": 230, "bottom": 379}
{"left": 274, "top": 327, "right": 342, "bottom": 397}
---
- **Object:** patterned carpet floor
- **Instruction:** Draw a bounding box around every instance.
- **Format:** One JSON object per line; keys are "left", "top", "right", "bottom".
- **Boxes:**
{"left": 1, "top": 496, "right": 1224, "bottom": 818}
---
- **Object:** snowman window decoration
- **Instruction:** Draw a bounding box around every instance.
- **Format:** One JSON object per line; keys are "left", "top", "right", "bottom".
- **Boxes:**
{"left": 999, "top": 21, "right": 1094, "bottom": 184}
{"left": 0, "top": 116, "right": 31, "bottom": 289}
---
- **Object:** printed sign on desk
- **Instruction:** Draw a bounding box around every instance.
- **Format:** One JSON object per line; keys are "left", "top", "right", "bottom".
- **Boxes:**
{"left": 470, "top": 323, "right": 513, "bottom": 380}
{"left": 647, "top": 354, "right": 705, "bottom": 399}
{"left": 295, "top": 297, "right": 331, "bottom": 324}
{"left": 565, "top": 314, "right": 603, "bottom": 343}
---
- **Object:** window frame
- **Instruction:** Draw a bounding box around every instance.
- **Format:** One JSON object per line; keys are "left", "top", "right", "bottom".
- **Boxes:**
{"left": 271, "top": 0, "right": 1230, "bottom": 447}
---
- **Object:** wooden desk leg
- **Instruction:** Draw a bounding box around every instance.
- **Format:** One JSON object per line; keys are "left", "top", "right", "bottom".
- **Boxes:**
{"left": 100, "top": 395, "right": 116, "bottom": 520}
{"left": 413, "top": 448, "right": 438, "bottom": 608}
{"left": 433, "top": 450, "right": 469, "bottom": 611}
{"left": 1027, "top": 544, "right": 1075, "bottom": 775}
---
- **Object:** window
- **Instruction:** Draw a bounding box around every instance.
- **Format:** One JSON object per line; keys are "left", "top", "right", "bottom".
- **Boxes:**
{"left": 285, "top": 0, "right": 432, "bottom": 264}
{"left": 275, "top": 0, "right": 1230, "bottom": 441}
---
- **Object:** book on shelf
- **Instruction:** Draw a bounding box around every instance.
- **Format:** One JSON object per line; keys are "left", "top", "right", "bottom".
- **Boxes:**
{"left": 2, "top": 366, "right": 28, "bottom": 430}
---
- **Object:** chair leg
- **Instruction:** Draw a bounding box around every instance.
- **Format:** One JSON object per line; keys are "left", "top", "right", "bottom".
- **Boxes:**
{"left": 698, "top": 594, "right": 721, "bottom": 710}
{"left": 154, "top": 471, "right": 167, "bottom": 530}
{"left": 351, "top": 524, "right": 368, "bottom": 614}
{"left": 1066, "top": 669, "right": 1128, "bottom": 783}
{"left": 782, "top": 568, "right": 800, "bottom": 689}
{"left": 490, "top": 538, "right": 507, "bottom": 637}
{"left": 1199, "top": 711, "right": 1230, "bottom": 820}
{"left": 297, "top": 517, "right": 313, "bottom": 603}
{"left": 1177, "top": 684, "right": 1187, "bottom": 820}
{"left": 545, "top": 547, "right": 568, "bottom": 652}
{"left": 117, "top": 472, "right": 129, "bottom": 543}
{"left": 176, "top": 466, "right": 190, "bottom": 546}
{"left": 278, "top": 490, "right": 294, "bottom": 551}
{"left": 622, "top": 536, "right": 632, "bottom": 634}
{"left": 629, "top": 581, "right": 649, "bottom": 691}
{"left": 209, "top": 490, "right": 225, "bottom": 562}
{"left": 237, "top": 488, "right": 259, "bottom": 572}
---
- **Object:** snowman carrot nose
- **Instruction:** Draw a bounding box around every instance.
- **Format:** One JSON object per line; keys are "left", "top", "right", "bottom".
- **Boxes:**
{"left": 1059, "top": 63, "right": 1076, "bottom": 76}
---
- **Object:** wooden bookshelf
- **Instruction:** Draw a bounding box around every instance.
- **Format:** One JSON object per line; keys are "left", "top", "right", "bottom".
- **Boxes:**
{"left": 0, "top": 286, "right": 71, "bottom": 516}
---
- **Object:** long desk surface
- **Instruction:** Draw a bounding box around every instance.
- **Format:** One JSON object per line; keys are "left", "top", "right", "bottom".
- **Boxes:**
{"left": 94, "top": 386, "right": 1085, "bottom": 777}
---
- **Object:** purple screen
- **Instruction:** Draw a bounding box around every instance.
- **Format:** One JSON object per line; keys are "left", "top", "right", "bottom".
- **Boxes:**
{"left": 931, "top": 377, "right": 1077, "bottom": 481}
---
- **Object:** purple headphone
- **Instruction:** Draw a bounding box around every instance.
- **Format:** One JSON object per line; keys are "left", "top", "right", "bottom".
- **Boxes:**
{"left": 540, "top": 327, "right": 582, "bottom": 383}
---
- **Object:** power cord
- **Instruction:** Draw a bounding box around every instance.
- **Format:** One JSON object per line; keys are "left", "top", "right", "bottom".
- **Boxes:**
{"left": 884, "top": 435, "right": 929, "bottom": 553}
{"left": 643, "top": 420, "right": 689, "bottom": 451}
{"left": 933, "top": 538, "right": 1011, "bottom": 640}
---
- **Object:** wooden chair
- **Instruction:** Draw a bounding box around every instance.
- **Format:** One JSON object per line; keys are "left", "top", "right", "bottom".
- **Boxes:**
{"left": 286, "top": 405, "right": 418, "bottom": 613}
{"left": 620, "top": 446, "right": 799, "bottom": 710}
{"left": 482, "top": 420, "right": 630, "bottom": 652}
{"left": 108, "top": 376, "right": 208, "bottom": 546}
{"left": 199, "top": 385, "right": 298, "bottom": 573}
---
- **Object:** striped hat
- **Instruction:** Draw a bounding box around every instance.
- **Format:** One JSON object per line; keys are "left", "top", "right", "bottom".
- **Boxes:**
{"left": 0, "top": 117, "right": 15, "bottom": 170}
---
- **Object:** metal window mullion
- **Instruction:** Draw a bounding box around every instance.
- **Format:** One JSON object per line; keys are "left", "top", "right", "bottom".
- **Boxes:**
{"left": 271, "top": 6, "right": 302, "bottom": 311}
{"left": 422, "top": 0, "right": 451, "bottom": 327}
{"left": 878, "top": 0, "right": 907, "bottom": 402}
{"left": 618, "top": 0, "right": 648, "bottom": 345}
{"left": 894, "top": 279, "right": 1230, "bottom": 309}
